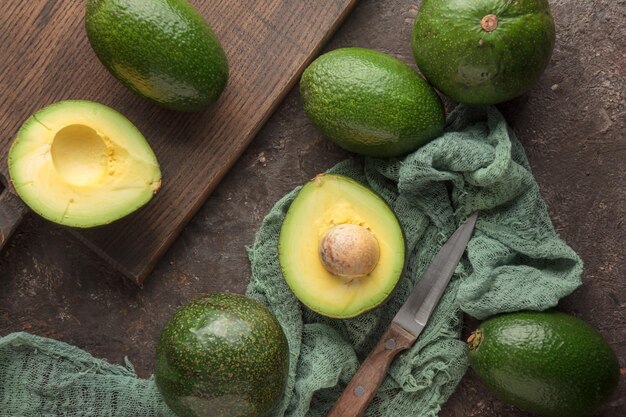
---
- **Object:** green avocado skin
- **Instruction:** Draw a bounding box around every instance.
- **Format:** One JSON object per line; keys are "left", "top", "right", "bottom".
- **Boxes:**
{"left": 155, "top": 294, "right": 289, "bottom": 417}
{"left": 469, "top": 311, "right": 620, "bottom": 417}
{"left": 300, "top": 48, "right": 445, "bottom": 158}
{"left": 412, "top": 0, "right": 555, "bottom": 104}
{"left": 86, "top": 0, "right": 228, "bottom": 112}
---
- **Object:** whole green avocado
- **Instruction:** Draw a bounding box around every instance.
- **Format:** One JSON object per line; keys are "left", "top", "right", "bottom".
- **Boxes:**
{"left": 412, "top": 0, "right": 556, "bottom": 104}
{"left": 468, "top": 311, "right": 620, "bottom": 417}
{"left": 86, "top": 0, "right": 229, "bottom": 111}
{"left": 300, "top": 48, "right": 445, "bottom": 158}
{"left": 155, "top": 293, "right": 289, "bottom": 417}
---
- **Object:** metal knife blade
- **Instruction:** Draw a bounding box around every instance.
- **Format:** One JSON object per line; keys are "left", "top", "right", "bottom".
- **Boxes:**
{"left": 393, "top": 212, "right": 478, "bottom": 338}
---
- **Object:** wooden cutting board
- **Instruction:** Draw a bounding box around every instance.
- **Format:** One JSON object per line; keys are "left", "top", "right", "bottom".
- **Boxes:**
{"left": 0, "top": 0, "right": 358, "bottom": 283}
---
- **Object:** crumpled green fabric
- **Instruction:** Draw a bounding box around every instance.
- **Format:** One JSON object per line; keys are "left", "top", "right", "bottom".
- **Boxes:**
{"left": 245, "top": 104, "right": 583, "bottom": 417}
{"left": 0, "top": 331, "right": 176, "bottom": 417}
{"left": 0, "top": 105, "right": 582, "bottom": 417}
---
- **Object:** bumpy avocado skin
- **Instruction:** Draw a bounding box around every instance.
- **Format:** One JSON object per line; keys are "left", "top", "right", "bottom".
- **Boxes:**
{"left": 300, "top": 48, "right": 445, "bottom": 158}
{"left": 412, "top": 0, "right": 555, "bottom": 104}
{"left": 469, "top": 311, "right": 619, "bottom": 417}
{"left": 86, "top": 0, "right": 228, "bottom": 112}
{"left": 155, "top": 294, "right": 289, "bottom": 417}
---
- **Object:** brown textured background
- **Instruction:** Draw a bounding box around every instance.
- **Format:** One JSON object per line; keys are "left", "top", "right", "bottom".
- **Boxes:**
{"left": 1, "top": 0, "right": 624, "bottom": 415}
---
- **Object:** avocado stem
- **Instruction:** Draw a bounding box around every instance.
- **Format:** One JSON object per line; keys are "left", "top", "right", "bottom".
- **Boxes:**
{"left": 480, "top": 14, "right": 498, "bottom": 32}
{"left": 467, "top": 329, "right": 483, "bottom": 351}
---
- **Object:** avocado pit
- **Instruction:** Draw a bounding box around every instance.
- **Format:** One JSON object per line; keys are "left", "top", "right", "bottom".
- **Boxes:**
{"left": 319, "top": 223, "right": 380, "bottom": 278}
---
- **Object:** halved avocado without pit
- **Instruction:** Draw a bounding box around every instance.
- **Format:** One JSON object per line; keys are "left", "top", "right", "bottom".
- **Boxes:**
{"left": 8, "top": 100, "right": 161, "bottom": 228}
{"left": 278, "top": 174, "right": 405, "bottom": 318}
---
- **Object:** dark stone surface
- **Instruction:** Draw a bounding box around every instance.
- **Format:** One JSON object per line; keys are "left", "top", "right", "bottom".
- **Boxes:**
{"left": 1, "top": 0, "right": 624, "bottom": 415}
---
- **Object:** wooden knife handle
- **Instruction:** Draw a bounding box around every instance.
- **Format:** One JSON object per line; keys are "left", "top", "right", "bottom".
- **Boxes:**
{"left": 327, "top": 323, "right": 415, "bottom": 417}
{"left": 0, "top": 189, "right": 28, "bottom": 251}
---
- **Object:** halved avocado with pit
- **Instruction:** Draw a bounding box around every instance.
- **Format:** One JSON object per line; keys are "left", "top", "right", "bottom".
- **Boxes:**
{"left": 278, "top": 174, "right": 405, "bottom": 318}
{"left": 8, "top": 100, "right": 161, "bottom": 227}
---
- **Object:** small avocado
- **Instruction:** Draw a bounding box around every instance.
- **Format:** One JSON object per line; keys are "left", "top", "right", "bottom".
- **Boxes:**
{"left": 412, "top": 0, "right": 556, "bottom": 104}
{"left": 86, "top": 0, "right": 229, "bottom": 112}
{"left": 155, "top": 293, "right": 289, "bottom": 417}
{"left": 8, "top": 100, "right": 161, "bottom": 228}
{"left": 300, "top": 48, "right": 445, "bottom": 158}
{"left": 468, "top": 311, "right": 620, "bottom": 417}
{"left": 279, "top": 174, "right": 405, "bottom": 318}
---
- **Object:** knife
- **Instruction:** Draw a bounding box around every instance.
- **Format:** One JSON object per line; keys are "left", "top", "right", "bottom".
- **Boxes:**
{"left": 327, "top": 212, "right": 478, "bottom": 417}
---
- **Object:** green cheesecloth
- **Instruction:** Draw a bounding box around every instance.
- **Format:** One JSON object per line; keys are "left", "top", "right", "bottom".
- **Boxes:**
{"left": 0, "top": 105, "right": 583, "bottom": 417}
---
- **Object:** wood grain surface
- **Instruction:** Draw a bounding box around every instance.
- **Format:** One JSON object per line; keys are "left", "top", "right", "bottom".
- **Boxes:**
{"left": 0, "top": 0, "right": 358, "bottom": 283}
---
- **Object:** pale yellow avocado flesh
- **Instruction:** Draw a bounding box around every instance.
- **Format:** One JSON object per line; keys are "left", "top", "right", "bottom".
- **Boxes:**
{"left": 278, "top": 174, "right": 405, "bottom": 318}
{"left": 8, "top": 100, "right": 161, "bottom": 227}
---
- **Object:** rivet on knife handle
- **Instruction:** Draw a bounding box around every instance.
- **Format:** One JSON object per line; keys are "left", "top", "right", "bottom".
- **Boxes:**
{"left": 0, "top": 190, "right": 29, "bottom": 250}
{"left": 326, "top": 323, "right": 414, "bottom": 417}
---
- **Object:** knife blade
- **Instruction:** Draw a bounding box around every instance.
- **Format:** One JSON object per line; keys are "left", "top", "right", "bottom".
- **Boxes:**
{"left": 326, "top": 212, "right": 478, "bottom": 417}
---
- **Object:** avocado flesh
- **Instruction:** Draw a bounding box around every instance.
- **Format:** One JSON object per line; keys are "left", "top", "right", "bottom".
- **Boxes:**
{"left": 279, "top": 174, "right": 405, "bottom": 318}
{"left": 8, "top": 100, "right": 161, "bottom": 228}
{"left": 300, "top": 48, "right": 445, "bottom": 157}
{"left": 469, "top": 311, "right": 620, "bottom": 417}
{"left": 86, "top": 0, "right": 229, "bottom": 112}
{"left": 155, "top": 294, "right": 289, "bottom": 417}
{"left": 412, "top": 0, "right": 555, "bottom": 104}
